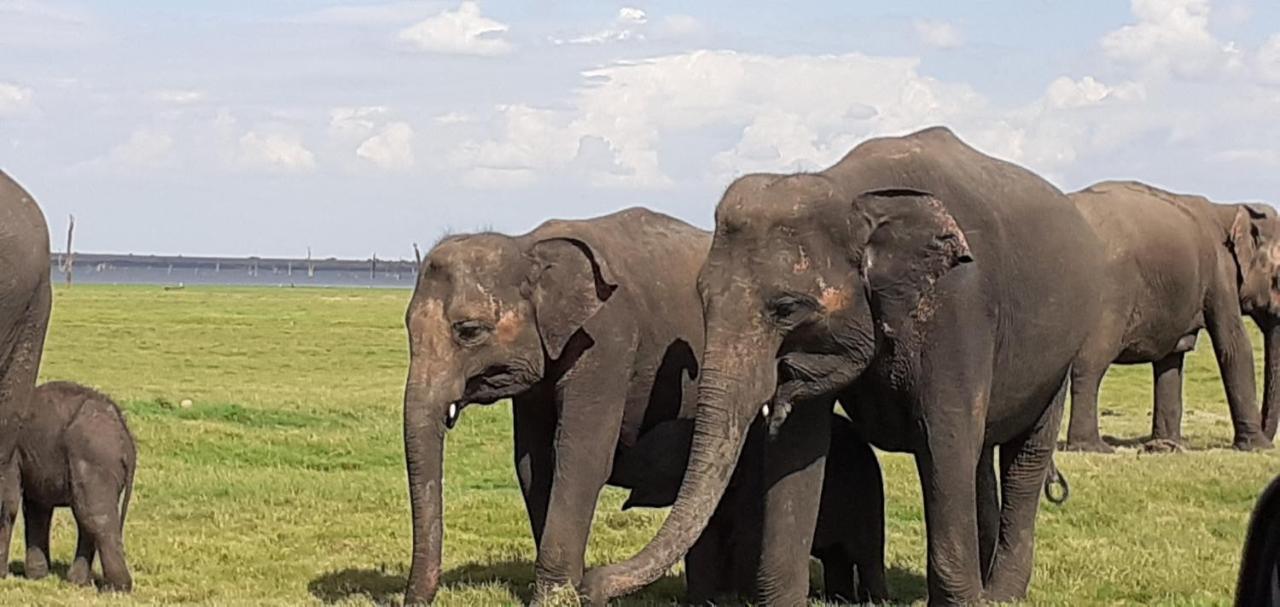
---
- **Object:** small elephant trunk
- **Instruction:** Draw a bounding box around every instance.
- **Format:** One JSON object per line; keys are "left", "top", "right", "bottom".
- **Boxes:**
{"left": 403, "top": 379, "right": 454, "bottom": 605}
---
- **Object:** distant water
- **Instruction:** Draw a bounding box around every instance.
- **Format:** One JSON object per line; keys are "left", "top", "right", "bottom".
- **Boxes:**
{"left": 50, "top": 265, "right": 416, "bottom": 289}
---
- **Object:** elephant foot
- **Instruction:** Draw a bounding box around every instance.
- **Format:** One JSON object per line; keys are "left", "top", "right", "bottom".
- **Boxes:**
{"left": 1233, "top": 433, "right": 1274, "bottom": 452}
{"left": 24, "top": 558, "right": 49, "bottom": 580}
{"left": 1141, "top": 438, "right": 1184, "bottom": 454}
{"left": 1061, "top": 438, "right": 1114, "bottom": 454}
{"left": 66, "top": 562, "right": 92, "bottom": 587}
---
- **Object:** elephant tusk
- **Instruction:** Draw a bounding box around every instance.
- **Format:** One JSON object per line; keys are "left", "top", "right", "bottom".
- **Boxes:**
{"left": 444, "top": 401, "right": 463, "bottom": 430}
{"left": 761, "top": 402, "right": 771, "bottom": 418}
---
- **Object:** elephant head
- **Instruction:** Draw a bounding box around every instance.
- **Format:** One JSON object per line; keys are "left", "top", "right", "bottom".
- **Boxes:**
{"left": 581, "top": 174, "right": 970, "bottom": 601}
{"left": 402, "top": 232, "right": 616, "bottom": 604}
{"left": 1227, "top": 203, "right": 1280, "bottom": 440}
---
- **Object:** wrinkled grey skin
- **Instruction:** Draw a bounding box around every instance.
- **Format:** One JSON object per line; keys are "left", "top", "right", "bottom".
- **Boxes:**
{"left": 0, "top": 382, "right": 136, "bottom": 591}
{"left": 1236, "top": 472, "right": 1280, "bottom": 606}
{"left": 580, "top": 127, "right": 1104, "bottom": 606}
{"left": 1063, "top": 181, "right": 1279, "bottom": 453}
{"left": 0, "top": 170, "right": 52, "bottom": 569}
{"left": 403, "top": 208, "right": 728, "bottom": 604}
{"left": 615, "top": 413, "right": 887, "bottom": 603}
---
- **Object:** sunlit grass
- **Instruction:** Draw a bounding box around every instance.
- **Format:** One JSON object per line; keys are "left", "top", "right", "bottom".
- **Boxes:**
{"left": 0, "top": 284, "right": 1271, "bottom": 605}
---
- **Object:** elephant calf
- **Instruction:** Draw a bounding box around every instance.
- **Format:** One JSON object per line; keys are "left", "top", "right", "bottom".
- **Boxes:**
{"left": 615, "top": 414, "right": 888, "bottom": 603}
{"left": 0, "top": 381, "right": 136, "bottom": 591}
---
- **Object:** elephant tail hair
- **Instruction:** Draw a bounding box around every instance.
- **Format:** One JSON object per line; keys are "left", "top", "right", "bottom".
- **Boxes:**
{"left": 1044, "top": 460, "right": 1070, "bottom": 505}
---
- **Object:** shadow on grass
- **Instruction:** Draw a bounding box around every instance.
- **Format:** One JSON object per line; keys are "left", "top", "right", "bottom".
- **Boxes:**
{"left": 884, "top": 565, "right": 927, "bottom": 604}
{"left": 310, "top": 561, "right": 924, "bottom": 605}
{"left": 308, "top": 560, "right": 685, "bottom": 605}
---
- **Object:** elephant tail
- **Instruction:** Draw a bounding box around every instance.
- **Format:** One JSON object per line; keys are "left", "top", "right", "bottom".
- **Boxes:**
{"left": 1044, "top": 459, "right": 1070, "bottom": 505}
{"left": 119, "top": 458, "right": 134, "bottom": 532}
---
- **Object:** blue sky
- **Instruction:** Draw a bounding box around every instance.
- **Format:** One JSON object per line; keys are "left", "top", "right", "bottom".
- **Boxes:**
{"left": 3, "top": 0, "right": 1280, "bottom": 257}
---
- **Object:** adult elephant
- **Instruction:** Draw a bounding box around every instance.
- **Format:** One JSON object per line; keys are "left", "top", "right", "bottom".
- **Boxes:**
{"left": 1062, "top": 181, "right": 1279, "bottom": 453}
{"left": 0, "top": 170, "right": 52, "bottom": 558}
{"left": 580, "top": 126, "right": 1103, "bottom": 606}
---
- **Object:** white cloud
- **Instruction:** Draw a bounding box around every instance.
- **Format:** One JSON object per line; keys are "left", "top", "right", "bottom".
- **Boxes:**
{"left": 434, "top": 111, "right": 472, "bottom": 124}
{"left": 357, "top": 122, "right": 415, "bottom": 170}
{"left": 1258, "top": 34, "right": 1280, "bottom": 83}
{"left": 554, "top": 7, "right": 648, "bottom": 45}
{"left": 0, "top": 81, "right": 33, "bottom": 115}
{"left": 329, "top": 106, "right": 389, "bottom": 139}
{"left": 1101, "top": 0, "right": 1244, "bottom": 79}
{"left": 104, "top": 129, "right": 176, "bottom": 169}
{"left": 914, "top": 20, "right": 963, "bottom": 49}
{"left": 1043, "top": 76, "right": 1146, "bottom": 109}
{"left": 238, "top": 132, "right": 316, "bottom": 173}
{"left": 453, "top": 51, "right": 989, "bottom": 188}
{"left": 1210, "top": 148, "right": 1280, "bottom": 167}
{"left": 150, "top": 89, "right": 206, "bottom": 104}
{"left": 657, "top": 14, "right": 705, "bottom": 39}
{"left": 397, "top": 1, "right": 512, "bottom": 56}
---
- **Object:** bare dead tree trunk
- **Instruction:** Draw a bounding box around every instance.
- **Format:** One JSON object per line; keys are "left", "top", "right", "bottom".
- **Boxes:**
{"left": 413, "top": 242, "right": 422, "bottom": 266}
{"left": 63, "top": 214, "right": 75, "bottom": 288}
{"left": 370, "top": 254, "right": 378, "bottom": 280}
{"left": 307, "top": 246, "right": 315, "bottom": 278}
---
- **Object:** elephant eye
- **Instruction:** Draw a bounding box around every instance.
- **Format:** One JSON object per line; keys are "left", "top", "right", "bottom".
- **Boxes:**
{"left": 452, "top": 320, "right": 493, "bottom": 346}
{"left": 767, "top": 294, "right": 816, "bottom": 326}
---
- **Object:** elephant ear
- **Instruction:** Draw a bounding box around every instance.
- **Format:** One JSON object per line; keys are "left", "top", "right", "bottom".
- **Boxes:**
{"left": 855, "top": 188, "right": 973, "bottom": 322}
{"left": 525, "top": 237, "right": 618, "bottom": 359}
{"left": 1229, "top": 204, "right": 1268, "bottom": 278}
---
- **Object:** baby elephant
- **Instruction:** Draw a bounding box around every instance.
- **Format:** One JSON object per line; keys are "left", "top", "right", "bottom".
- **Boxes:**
{"left": 0, "top": 381, "right": 136, "bottom": 591}
{"left": 616, "top": 413, "right": 887, "bottom": 603}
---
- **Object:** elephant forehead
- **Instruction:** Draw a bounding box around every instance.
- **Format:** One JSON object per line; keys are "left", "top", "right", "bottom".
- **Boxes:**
{"left": 408, "top": 298, "right": 451, "bottom": 355}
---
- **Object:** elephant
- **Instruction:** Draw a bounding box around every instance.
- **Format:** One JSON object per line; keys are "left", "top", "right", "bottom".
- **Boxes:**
{"left": 1236, "top": 472, "right": 1280, "bottom": 606}
{"left": 0, "top": 381, "right": 136, "bottom": 591}
{"left": 0, "top": 170, "right": 52, "bottom": 554}
{"left": 579, "top": 126, "right": 1105, "bottom": 606}
{"left": 614, "top": 412, "right": 888, "bottom": 603}
{"left": 1062, "top": 181, "right": 1279, "bottom": 452}
{"left": 403, "top": 207, "right": 748, "bottom": 604}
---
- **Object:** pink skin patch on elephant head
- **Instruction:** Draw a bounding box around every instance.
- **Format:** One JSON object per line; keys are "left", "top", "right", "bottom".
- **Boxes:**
{"left": 495, "top": 308, "right": 525, "bottom": 344}
{"left": 819, "top": 286, "right": 849, "bottom": 312}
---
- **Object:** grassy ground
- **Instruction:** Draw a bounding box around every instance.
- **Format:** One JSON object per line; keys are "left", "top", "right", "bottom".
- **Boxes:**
{"left": 0, "top": 285, "right": 1273, "bottom": 605}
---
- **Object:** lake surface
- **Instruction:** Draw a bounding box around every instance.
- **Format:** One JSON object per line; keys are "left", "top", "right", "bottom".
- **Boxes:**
{"left": 50, "top": 257, "right": 417, "bottom": 289}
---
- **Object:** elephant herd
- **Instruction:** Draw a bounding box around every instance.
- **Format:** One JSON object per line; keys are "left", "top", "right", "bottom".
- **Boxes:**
{"left": 0, "top": 124, "right": 1278, "bottom": 605}
{"left": 400, "top": 127, "right": 1280, "bottom": 606}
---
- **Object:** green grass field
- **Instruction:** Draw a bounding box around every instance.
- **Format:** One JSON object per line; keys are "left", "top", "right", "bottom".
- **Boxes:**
{"left": 0, "top": 284, "right": 1274, "bottom": 606}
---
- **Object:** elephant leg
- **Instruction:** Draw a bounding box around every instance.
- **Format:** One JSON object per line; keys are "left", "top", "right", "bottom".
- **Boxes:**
{"left": 22, "top": 500, "right": 52, "bottom": 579}
{"left": 0, "top": 457, "right": 17, "bottom": 578}
{"left": 685, "top": 491, "right": 738, "bottom": 604}
{"left": 513, "top": 388, "right": 556, "bottom": 548}
{"left": 66, "top": 521, "right": 96, "bottom": 587}
{"left": 0, "top": 279, "right": 49, "bottom": 507}
{"left": 1064, "top": 361, "right": 1113, "bottom": 453}
{"left": 976, "top": 445, "right": 999, "bottom": 586}
{"left": 755, "top": 398, "right": 831, "bottom": 606}
{"left": 531, "top": 361, "right": 631, "bottom": 595}
{"left": 1149, "top": 352, "right": 1186, "bottom": 446}
{"left": 817, "top": 547, "right": 856, "bottom": 603}
{"left": 70, "top": 458, "right": 132, "bottom": 591}
{"left": 983, "top": 380, "right": 1067, "bottom": 602}
{"left": 913, "top": 349, "right": 991, "bottom": 605}
{"left": 1205, "top": 295, "right": 1272, "bottom": 450}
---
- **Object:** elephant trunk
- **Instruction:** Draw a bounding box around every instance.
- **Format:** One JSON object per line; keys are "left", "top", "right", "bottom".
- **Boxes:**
{"left": 581, "top": 321, "right": 777, "bottom": 603}
{"left": 403, "top": 370, "right": 463, "bottom": 605}
{"left": 1263, "top": 320, "right": 1280, "bottom": 441}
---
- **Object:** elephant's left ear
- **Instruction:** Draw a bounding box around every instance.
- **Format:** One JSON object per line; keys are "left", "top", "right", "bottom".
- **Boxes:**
{"left": 1229, "top": 204, "right": 1267, "bottom": 273}
{"left": 855, "top": 188, "right": 973, "bottom": 320}
{"left": 525, "top": 237, "right": 618, "bottom": 359}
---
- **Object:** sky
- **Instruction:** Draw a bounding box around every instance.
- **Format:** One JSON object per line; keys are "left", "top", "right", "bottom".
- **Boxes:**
{"left": 3, "top": 0, "right": 1280, "bottom": 258}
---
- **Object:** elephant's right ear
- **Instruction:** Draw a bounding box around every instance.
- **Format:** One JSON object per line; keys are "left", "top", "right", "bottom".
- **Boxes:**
{"left": 525, "top": 237, "right": 618, "bottom": 359}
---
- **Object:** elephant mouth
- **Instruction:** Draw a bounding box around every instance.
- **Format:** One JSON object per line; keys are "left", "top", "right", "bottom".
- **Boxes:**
{"left": 446, "top": 364, "right": 534, "bottom": 430}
